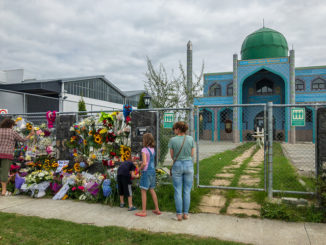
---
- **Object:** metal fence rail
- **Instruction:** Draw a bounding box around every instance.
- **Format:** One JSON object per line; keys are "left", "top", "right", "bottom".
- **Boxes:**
{"left": 2, "top": 103, "right": 326, "bottom": 198}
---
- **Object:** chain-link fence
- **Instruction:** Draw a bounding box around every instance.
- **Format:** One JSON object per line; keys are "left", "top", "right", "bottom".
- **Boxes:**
{"left": 153, "top": 108, "right": 193, "bottom": 167}
{"left": 196, "top": 104, "right": 267, "bottom": 192}
{"left": 269, "top": 103, "right": 326, "bottom": 195}
{"left": 3, "top": 103, "right": 326, "bottom": 197}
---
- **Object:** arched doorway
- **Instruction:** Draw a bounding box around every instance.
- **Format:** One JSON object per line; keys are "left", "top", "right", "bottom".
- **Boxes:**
{"left": 241, "top": 68, "right": 286, "bottom": 141}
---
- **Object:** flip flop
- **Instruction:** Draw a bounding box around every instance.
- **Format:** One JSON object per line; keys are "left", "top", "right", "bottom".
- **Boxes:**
{"left": 135, "top": 212, "right": 147, "bottom": 217}
{"left": 1, "top": 191, "right": 12, "bottom": 197}
{"left": 171, "top": 217, "right": 182, "bottom": 221}
{"left": 183, "top": 214, "right": 189, "bottom": 220}
{"left": 152, "top": 210, "right": 162, "bottom": 215}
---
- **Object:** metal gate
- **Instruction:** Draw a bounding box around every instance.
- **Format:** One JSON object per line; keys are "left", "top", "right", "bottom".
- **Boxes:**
{"left": 195, "top": 104, "right": 267, "bottom": 192}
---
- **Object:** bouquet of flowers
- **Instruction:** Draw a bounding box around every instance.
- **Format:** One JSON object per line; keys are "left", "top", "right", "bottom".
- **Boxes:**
{"left": 25, "top": 170, "right": 53, "bottom": 186}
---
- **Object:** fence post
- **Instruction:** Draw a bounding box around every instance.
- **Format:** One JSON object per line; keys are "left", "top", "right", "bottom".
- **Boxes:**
{"left": 23, "top": 93, "right": 26, "bottom": 113}
{"left": 196, "top": 106, "right": 200, "bottom": 187}
{"left": 264, "top": 104, "right": 267, "bottom": 191}
{"left": 190, "top": 105, "right": 194, "bottom": 138}
{"left": 156, "top": 110, "right": 160, "bottom": 167}
{"left": 268, "top": 102, "right": 273, "bottom": 199}
{"left": 314, "top": 105, "right": 318, "bottom": 179}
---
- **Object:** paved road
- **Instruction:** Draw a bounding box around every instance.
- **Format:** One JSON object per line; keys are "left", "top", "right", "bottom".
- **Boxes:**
{"left": 1, "top": 196, "right": 325, "bottom": 245}
{"left": 163, "top": 140, "right": 242, "bottom": 166}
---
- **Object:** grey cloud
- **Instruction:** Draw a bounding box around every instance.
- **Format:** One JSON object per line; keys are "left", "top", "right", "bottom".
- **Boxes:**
{"left": 1, "top": 0, "right": 326, "bottom": 91}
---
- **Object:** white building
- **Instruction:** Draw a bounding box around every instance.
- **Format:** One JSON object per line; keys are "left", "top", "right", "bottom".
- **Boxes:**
{"left": 0, "top": 69, "right": 144, "bottom": 113}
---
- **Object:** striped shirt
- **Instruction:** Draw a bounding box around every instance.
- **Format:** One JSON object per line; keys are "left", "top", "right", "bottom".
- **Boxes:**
{"left": 0, "top": 128, "right": 27, "bottom": 160}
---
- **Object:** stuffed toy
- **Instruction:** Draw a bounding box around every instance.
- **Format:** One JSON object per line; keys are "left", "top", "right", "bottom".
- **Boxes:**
{"left": 46, "top": 111, "right": 57, "bottom": 129}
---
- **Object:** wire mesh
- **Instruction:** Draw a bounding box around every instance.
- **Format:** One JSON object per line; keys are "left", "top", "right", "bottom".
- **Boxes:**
{"left": 197, "top": 104, "right": 266, "bottom": 191}
{"left": 271, "top": 104, "right": 317, "bottom": 194}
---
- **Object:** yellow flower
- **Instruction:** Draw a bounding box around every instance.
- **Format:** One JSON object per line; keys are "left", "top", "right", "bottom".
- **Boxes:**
{"left": 26, "top": 123, "right": 33, "bottom": 131}
{"left": 52, "top": 162, "right": 59, "bottom": 168}
{"left": 62, "top": 194, "right": 68, "bottom": 200}
{"left": 76, "top": 130, "right": 81, "bottom": 135}
{"left": 89, "top": 130, "right": 93, "bottom": 136}
{"left": 111, "top": 112, "right": 118, "bottom": 117}
{"left": 91, "top": 154, "right": 96, "bottom": 159}
{"left": 15, "top": 117, "right": 22, "bottom": 122}
{"left": 73, "top": 153, "right": 78, "bottom": 157}
{"left": 99, "top": 128, "right": 107, "bottom": 134}
{"left": 74, "top": 163, "right": 81, "bottom": 172}
{"left": 94, "top": 134, "right": 102, "bottom": 144}
{"left": 83, "top": 139, "right": 87, "bottom": 146}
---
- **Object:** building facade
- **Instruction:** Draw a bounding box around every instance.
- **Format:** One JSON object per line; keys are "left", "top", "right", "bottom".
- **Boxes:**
{"left": 194, "top": 27, "right": 326, "bottom": 143}
{"left": 0, "top": 73, "right": 144, "bottom": 113}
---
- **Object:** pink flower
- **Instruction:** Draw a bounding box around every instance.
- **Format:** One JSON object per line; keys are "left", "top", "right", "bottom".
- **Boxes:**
{"left": 72, "top": 187, "right": 76, "bottom": 191}
{"left": 78, "top": 186, "right": 85, "bottom": 191}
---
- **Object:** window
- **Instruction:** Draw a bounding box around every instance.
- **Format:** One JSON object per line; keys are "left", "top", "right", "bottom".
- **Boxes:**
{"left": 209, "top": 83, "right": 221, "bottom": 96}
{"left": 295, "top": 79, "right": 305, "bottom": 91}
{"left": 312, "top": 78, "right": 326, "bottom": 91}
{"left": 227, "top": 83, "right": 233, "bottom": 96}
{"left": 65, "top": 78, "right": 125, "bottom": 104}
{"left": 306, "top": 109, "right": 312, "bottom": 122}
{"left": 256, "top": 79, "right": 273, "bottom": 95}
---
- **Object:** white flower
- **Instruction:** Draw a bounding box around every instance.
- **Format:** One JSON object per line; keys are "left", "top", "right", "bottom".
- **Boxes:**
{"left": 123, "top": 125, "right": 131, "bottom": 133}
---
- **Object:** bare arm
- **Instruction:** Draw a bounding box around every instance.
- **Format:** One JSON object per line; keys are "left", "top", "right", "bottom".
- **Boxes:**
{"left": 130, "top": 171, "right": 139, "bottom": 178}
{"left": 13, "top": 129, "right": 34, "bottom": 142}
{"left": 191, "top": 147, "right": 195, "bottom": 158}
{"left": 170, "top": 148, "right": 174, "bottom": 160}
{"left": 140, "top": 152, "right": 147, "bottom": 170}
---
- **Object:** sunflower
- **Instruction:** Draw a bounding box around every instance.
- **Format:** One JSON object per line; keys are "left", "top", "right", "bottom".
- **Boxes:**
{"left": 88, "top": 130, "right": 93, "bottom": 136}
{"left": 52, "top": 162, "right": 59, "bottom": 168}
{"left": 94, "top": 134, "right": 102, "bottom": 144}
{"left": 124, "top": 150, "right": 131, "bottom": 160}
{"left": 83, "top": 139, "right": 87, "bottom": 146}
{"left": 26, "top": 123, "right": 33, "bottom": 131}
{"left": 74, "top": 163, "right": 81, "bottom": 172}
{"left": 43, "top": 161, "right": 50, "bottom": 170}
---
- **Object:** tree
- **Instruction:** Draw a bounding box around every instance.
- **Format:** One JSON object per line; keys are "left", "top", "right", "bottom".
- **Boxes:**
{"left": 144, "top": 56, "right": 204, "bottom": 109}
{"left": 78, "top": 97, "right": 87, "bottom": 116}
{"left": 137, "top": 92, "right": 146, "bottom": 109}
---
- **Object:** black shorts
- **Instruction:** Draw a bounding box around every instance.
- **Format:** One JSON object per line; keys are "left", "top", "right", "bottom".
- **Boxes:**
{"left": 117, "top": 175, "right": 132, "bottom": 198}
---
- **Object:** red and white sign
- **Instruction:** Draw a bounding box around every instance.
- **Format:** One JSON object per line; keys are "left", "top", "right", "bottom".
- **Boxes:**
{"left": 0, "top": 109, "right": 8, "bottom": 114}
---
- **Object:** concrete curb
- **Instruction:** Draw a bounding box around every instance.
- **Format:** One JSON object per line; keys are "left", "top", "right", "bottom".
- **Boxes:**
{"left": 1, "top": 196, "right": 326, "bottom": 245}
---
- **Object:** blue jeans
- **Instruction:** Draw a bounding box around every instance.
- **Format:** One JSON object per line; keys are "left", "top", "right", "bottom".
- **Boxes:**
{"left": 172, "top": 160, "right": 194, "bottom": 215}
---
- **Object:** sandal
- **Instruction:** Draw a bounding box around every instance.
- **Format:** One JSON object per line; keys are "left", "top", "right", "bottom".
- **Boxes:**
{"left": 135, "top": 212, "right": 147, "bottom": 217}
{"left": 171, "top": 216, "right": 182, "bottom": 221}
{"left": 152, "top": 210, "right": 162, "bottom": 215}
{"left": 1, "top": 191, "right": 12, "bottom": 196}
{"left": 128, "top": 206, "right": 137, "bottom": 211}
{"left": 183, "top": 214, "right": 189, "bottom": 220}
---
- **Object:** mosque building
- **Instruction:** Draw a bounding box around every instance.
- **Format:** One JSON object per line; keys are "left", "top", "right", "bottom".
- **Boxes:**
{"left": 194, "top": 27, "right": 326, "bottom": 143}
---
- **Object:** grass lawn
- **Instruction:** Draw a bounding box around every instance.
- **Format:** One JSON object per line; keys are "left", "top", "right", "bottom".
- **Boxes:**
{"left": 191, "top": 142, "right": 254, "bottom": 212}
{"left": 0, "top": 212, "right": 245, "bottom": 245}
{"left": 272, "top": 143, "right": 309, "bottom": 192}
{"left": 126, "top": 142, "right": 255, "bottom": 213}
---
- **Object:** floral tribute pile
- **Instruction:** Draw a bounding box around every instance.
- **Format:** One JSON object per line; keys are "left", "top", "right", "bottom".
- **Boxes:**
{"left": 6, "top": 106, "right": 169, "bottom": 204}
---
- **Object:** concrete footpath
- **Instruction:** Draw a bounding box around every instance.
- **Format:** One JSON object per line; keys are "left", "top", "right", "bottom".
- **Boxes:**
{"left": 1, "top": 196, "right": 326, "bottom": 245}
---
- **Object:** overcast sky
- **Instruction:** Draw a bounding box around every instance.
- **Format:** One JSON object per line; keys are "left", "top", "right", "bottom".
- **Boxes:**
{"left": 1, "top": 0, "right": 326, "bottom": 91}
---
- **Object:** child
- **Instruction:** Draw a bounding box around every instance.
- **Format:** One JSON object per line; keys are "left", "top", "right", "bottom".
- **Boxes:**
{"left": 117, "top": 151, "right": 139, "bottom": 211}
{"left": 135, "top": 133, "right": 161, "bottom": 217}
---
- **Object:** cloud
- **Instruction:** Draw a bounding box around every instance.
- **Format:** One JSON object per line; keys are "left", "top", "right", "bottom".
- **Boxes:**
{"left": 1, "top": 0, "right": 326, "bottom": 91}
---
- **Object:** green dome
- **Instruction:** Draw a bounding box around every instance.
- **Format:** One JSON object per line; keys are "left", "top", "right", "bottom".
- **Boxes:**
{"left": 241, "top": 27, "right": 288, "bottom": 60}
